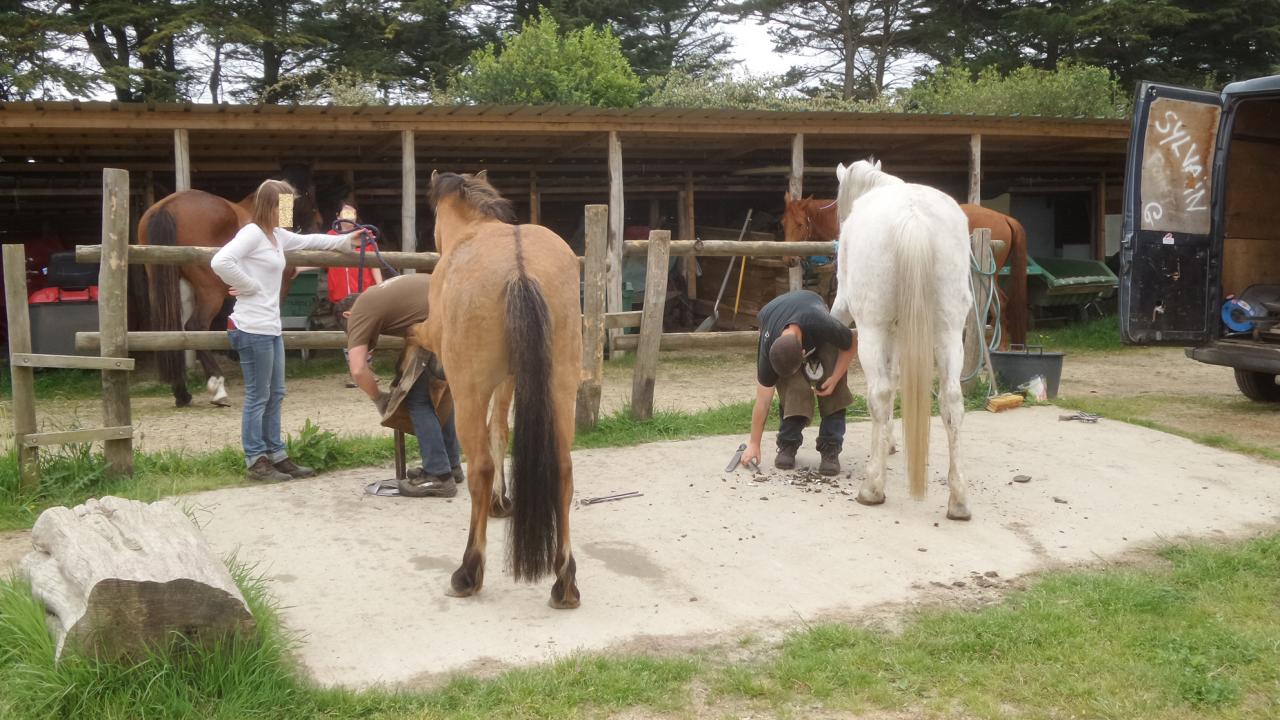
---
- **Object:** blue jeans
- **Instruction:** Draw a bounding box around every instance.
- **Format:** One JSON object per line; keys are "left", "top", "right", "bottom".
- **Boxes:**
{"left": 229, "top": 330, "right": 287, "bottom": 467}
{"left": 405, "top": 367, "right": 460, "bottom": 476}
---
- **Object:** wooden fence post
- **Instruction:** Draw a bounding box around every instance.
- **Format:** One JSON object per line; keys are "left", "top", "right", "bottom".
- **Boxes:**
{"left": 3, "top": 244, "right": 39, "bottom": 489}
{"left": 962, "top": 228, "right": 993, "bottom": 394}
{"left": 100, "top": 168, "right": 133, "bottom": 476}
{"left": 631, "top": 229, "right": 671, "bottom": 421}
{"left": 607, "top": 131, "right": 625, "bottom": 351}
{"left": 788, "top": 133, "right": 805, "bottom": 292}
{"left": 575, "top": 205, "right": 609, "bottom": 430}
{"left": 401, "top": 130, "right": 417, "bottom": 266}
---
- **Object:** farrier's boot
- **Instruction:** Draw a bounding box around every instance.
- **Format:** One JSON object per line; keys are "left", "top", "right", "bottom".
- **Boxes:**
{"left": 817, "top": 440, "right": 842, "bottom": 476}
{"left": 774, "top": 442, "right": 798, "bottom": 470}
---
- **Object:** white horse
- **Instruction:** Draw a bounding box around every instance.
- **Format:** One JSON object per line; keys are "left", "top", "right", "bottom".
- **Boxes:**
{"left": 832, "top": 159, "right": 973, "bottom": 521}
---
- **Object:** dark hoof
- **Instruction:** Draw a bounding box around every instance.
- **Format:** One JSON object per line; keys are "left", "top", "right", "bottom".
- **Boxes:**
{"left": 447, "top": 553, "right": 484, "bottom": 597}
{"left": 175, "top": 394, "right": 193, "bottom": 408}
{"left": 550, "top": 555, "right": 579, "bottom": 609}
{"left": 946, "top": 508, "right": 972, "bottom": 522}
{"left": 549, "top": 592, "right": 581, "bottom": 609}
{"left": 550, "top": 580, "right": 580, "bottom": 609}
{"left": 489, "top": 494, "right": 513, "bottom": 518}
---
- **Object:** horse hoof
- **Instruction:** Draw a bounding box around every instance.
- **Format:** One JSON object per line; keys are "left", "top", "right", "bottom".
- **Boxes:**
{"left": 548, "top": 595, "right": 581, "bottom": 610}
{"left": 175, "top": 397, "right": 192, "bottom": 408}
{"left": 489, "top": 495, "right": 513, "bottom": 518}
{"left": 946, "top": 507, "right": 972, "bottom": 522}
{"left": 445, "top": 585, "right": 478, "bottom": 598}
{"left": 211, "top": 398, "right": 232, "bottom": 408}
{"left": 856, "top": 492, "right": 885, "bottom": 506}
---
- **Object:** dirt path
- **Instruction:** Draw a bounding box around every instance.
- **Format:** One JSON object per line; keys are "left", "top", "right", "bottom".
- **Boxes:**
{"left": 0, "top": 346, "right": 1257, "bottom": 456}
{"left": 8, "top": 406, "right": 1275, "bottom": 689}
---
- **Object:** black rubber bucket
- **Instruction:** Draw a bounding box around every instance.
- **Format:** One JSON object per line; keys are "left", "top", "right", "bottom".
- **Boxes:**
{"left": 989, "top": 344, "right": 1065, "bottom": 398}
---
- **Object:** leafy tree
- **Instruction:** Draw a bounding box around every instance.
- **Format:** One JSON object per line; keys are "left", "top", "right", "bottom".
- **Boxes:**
{"left": 0, "top": 1, "right": 100, "bottom": 100}
{"left": 59, "top": 0, "right": 197, "bottom": 101}
{"left": 726, "top": 0, "right": 928, "bottom": 100}
{"left": 464, "top": 1, "right": 730, "bottom": 77}
{"left": 215, "top": 0, "right": 321, "bottom": 103}
{"left": 446, "top": 9, "right": 642, "bottom": 106}
{"left": 644, "top": 62, "right": 899, "bottom": 111}
{"left": 297, "top": 0, "right": 479, "bottom": 100}
{"left": 902, "top": 61, "right": 1128, "bottom": 118}
{"left": 912, "top": 0, "right": 1279, "bottom": 91}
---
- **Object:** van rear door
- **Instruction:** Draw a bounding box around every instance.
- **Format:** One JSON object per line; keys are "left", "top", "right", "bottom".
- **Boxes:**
{"left": 1120, "top": 82, "right": 1223, "bottom": 344}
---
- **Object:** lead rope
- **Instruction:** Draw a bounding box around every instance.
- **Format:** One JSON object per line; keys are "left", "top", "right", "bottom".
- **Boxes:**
{"left": 960, "top": 244, "right": 1002, "bottom": 393}
{"left": 331, "top": 218, "right": 397, "bottom": 290}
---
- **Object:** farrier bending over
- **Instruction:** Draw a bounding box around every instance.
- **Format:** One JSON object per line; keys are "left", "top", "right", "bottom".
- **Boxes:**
{"left": 742, "top": 289, "right": 858, "bottom": 476}
{"left": 334, "top": 273, "right": 462, "bottom": 498}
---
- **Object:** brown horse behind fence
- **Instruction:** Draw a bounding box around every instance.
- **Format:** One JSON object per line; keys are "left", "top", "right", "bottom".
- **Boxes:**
{"left": 412, "top": 169, "right": 583, "bottom": 608}
{"left": 782, "top": 195, "right": 1029, "bottom": 347}
{"left": 138, "top": 183, "right": 322, "bottom": 407}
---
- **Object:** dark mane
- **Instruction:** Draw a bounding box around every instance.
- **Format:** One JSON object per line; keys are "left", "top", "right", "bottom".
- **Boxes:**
{"left": 429, "top": 172, "right": 516, "bottom": 223}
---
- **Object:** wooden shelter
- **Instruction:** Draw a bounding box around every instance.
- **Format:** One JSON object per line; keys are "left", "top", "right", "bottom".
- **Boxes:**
{"left": 0, "top": 101, "right": 1129, "bottom": 326}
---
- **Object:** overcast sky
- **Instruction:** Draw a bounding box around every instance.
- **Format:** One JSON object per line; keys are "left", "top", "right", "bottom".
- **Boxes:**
{"left": 723, "top": 19, "right": 817, "bottom": 77}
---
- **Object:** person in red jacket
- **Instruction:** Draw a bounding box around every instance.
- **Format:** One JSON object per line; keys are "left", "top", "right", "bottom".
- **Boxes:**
{"left": 298, "top": 203, "right": 383, "bottom": 387}
{"left": 326, "top": 204, "right": 382, "bottom": 303}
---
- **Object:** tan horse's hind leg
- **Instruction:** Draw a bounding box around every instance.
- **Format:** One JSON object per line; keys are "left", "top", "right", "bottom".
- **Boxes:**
{"left": 487, "top": 378, "right": 515, "bottom": 518}
{"left": 549, "top": 369, "right": 580, "bottom": 609}
{"left": 448, "top": 390, "right": 497, "bottom": 598}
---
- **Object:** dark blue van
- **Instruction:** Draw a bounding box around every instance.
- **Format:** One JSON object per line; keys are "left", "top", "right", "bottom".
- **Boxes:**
{"left": 1121, "top": 75, "right": 1280, "bottom": 401}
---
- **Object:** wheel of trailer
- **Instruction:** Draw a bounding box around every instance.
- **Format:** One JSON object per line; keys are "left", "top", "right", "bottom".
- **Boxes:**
{"left": 1233, "top": 369, "right": 1280, "bottom": 402}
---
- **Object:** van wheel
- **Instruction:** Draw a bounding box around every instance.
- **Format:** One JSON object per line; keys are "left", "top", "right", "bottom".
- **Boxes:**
{"left": 1234, "top": 369, "right": 1280, "bottom": 402}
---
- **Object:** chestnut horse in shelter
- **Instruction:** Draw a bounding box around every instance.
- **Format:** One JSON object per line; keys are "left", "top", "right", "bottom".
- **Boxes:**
{"left": 413, "top": 170, "right": 583, "bottom": 609}
{"left": 137, "top": 176, "right": 324, "bottom": 407}
{"left": 781, "top": 193, "right": 1029, "bottom": 347}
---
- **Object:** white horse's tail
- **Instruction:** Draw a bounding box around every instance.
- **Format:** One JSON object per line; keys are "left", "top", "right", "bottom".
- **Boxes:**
{"left": 896, "top": 217, "right": 934, "bottom": 501}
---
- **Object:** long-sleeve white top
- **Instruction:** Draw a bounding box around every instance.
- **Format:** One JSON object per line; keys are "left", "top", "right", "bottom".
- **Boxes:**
{"left": 211, "top": 224, "right": 355, "bottom": 336}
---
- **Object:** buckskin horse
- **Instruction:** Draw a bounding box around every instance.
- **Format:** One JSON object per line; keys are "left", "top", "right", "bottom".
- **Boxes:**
{"left": 832, "top": 159, "right": 974, "bottom": 521}
{"left": 412, "top": 169, "right": 582, "bottom": 608}
{"left": 138, "top": 174, "right": 324, "bottom": 407}
{"left": 782, "top": 193, "right": 1029, "bottom": 347}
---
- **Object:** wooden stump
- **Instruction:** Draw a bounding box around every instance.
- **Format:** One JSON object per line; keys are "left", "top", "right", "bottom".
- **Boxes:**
{"left": 21, "top": 496, "right": 255, "bottom": 661}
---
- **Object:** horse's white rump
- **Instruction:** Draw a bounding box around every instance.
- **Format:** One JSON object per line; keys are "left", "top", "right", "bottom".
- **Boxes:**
{"left": 832, "top": 160, "right": 973, "bottom": 520}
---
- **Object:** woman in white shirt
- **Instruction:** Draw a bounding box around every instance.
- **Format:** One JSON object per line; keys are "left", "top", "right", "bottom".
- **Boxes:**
{"left": 211, "top": 179, "right": 368, "bottom": 482}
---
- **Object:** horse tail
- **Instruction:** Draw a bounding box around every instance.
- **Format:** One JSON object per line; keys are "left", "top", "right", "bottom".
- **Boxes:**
{"left": 142, "top": 207, "right": 186, "bottom": 389}
{"left": 895, "top": 214, "right": 935, "bottom": 501}
{"left": 1006, "top": 216, "right": 1029, "bottom": 346}
{"left": 504, "top": 233, "right": 561, "bottom": 582}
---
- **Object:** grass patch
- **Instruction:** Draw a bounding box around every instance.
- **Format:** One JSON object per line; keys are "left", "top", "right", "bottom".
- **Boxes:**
{"left": 713, "top": 534, "right": 1280, "bottom": 718}
{"left": 0, "top": 366, "right": 174, "bottom": 402}
{"left": 1055, "top": 393, "right": 1280, "bottom": 463}
{"left": 0, "top": 421, "right": 417, "bottom": 533}
{"left": 1028, "top": 313, "right": 1124, "bottom": 353}
{"left": 0, "top": 351, "right": 397, "bottom": 403}
{"left": 4, "top": 534, "right": 1279, "bottom": 719}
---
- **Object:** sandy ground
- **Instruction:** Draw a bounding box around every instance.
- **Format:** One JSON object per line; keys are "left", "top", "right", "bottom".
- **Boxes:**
{"left": 6, "top": 406, "right": 1274, "bottom": 690}
{"left": 0, "top": 346, "right": 1245, "bottom": 456}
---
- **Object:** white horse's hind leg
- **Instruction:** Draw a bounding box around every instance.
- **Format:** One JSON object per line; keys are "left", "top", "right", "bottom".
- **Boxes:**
{"left": 856, "top": 327, "right": 893, "bottom": 506}
{"left": 936, "top": 333, "right": 970, "bottom": 521}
